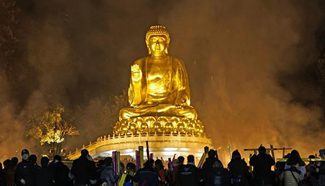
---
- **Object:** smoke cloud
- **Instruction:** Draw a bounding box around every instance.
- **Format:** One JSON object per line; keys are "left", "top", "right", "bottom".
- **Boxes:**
{"left": 159, "top": 0, "right": 325, "bottom": 156}
{"left": 0, "top": 0, "right": 324, "bottom": 160}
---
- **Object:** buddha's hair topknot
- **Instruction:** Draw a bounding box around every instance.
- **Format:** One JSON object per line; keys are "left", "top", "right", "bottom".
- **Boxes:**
{"left": 145, "top": 25, "right": 170, "bottom": 44}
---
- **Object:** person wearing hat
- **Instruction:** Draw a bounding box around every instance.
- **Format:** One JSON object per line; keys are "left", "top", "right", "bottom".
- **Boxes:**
{"left": 249, "top": 145, "right": 275, "bottom": 186}
{"left": 15, "top": 149, "right": 35, "bottom": 186}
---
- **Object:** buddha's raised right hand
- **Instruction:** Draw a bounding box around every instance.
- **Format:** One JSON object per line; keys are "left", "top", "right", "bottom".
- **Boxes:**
{"left": 131, "top": 64, "right": 142, "bottom": 82}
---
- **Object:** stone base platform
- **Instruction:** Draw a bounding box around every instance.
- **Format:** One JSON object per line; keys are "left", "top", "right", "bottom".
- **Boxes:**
{"left": 67, "top": 132, "right": 213, "bottom": 161}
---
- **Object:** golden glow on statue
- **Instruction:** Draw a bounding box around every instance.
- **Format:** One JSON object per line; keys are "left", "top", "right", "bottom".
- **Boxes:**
{"left": 67, "top": 25, "right": 212, "bottom": 160}
{"left": 113, "top": 25, "right": 205, "bottom": 136}
{"left": 68, "top": 25, "right": 211, "bottom": 159}
{"left": 119, "top": 25, "right": 197, "bottom": 121}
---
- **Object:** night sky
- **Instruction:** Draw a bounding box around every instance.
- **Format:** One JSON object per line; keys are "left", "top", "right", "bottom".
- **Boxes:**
{"left": 1, "top": 0, "right": 325, "bottom": 159}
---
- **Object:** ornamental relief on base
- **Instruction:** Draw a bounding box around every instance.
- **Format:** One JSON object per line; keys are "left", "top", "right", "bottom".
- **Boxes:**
{"left": 113, "top": 116, "right": 204, "bottom": 136}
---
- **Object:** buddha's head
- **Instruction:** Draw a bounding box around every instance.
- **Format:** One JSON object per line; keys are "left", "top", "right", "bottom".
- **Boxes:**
{"left": 145, "top": 25, "right": 170, "bottom": 57}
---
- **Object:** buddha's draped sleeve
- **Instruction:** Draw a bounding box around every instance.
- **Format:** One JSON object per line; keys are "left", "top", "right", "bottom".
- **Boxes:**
{"left": 174, "top": 58, "right": 191, "bottom": 106}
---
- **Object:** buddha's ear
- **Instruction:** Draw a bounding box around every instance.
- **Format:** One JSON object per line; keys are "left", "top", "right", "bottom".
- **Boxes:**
{"left": 165, "top": 41, "right": 170, "bottom": 54}
{"left": 146, "top": 41, "right": 152, "bottom": 54}
{"left": 164, "top": 47, "right": 168, "bottom": 54}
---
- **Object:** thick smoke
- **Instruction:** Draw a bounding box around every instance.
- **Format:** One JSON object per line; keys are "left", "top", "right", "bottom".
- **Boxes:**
{"left": 159, "top": 0, "right": 325, "bottom": 156}
{"left": 0, "top": 0, "right": 324, "bottom": 160}
{"left": 0, "top": 72, "right": 30, "bottom": 159}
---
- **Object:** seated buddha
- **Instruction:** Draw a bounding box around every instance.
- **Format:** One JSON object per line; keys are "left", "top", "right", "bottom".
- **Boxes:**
{"left": 119, "top": 25, "right": 198, "bottom": 121}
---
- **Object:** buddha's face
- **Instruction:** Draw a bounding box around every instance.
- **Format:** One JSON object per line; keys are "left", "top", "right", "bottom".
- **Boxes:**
{"left": 148, "top": 35, "right": 168, "bottom": 57}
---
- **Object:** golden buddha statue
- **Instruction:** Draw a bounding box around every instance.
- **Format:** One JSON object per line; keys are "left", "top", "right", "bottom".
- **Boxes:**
{"left": 119, "top": 25, "right": 198, "bottom": 121}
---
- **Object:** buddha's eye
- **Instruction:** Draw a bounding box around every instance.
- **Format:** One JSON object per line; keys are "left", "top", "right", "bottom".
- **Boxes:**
{"left": 151, "top": 38, "right": 158, "bottom": 42}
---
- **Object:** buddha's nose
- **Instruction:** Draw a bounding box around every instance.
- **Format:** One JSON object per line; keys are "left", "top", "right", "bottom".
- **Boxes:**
{"left": 155, "top": 41, "right": 161, "bottom": 50}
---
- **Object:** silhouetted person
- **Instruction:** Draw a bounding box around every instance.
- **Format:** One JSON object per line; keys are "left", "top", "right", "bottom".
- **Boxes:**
{"left": 35, "top": 156, "right": 54, "bottom": 186}
{"left": 249, "top": 146, "right": 275, "bottom": 186}
{"left": 100, "top": 157, "right": 117, "bottom": 186}
{"left": 172, "top": 156, "right": 185, "bottom": 186}
{"left": 10, "top": 157, "right": 18, "bottom": 168}
{"left": 305, "top": 155, "right": 318, "bottom": 186}
{"left": 318, "top": 149, "right": 325, "bottom": 186}
{"left": 28, "top": 154, "right": 40, "bottom": 169}
{"left": 29, "top": 154, "right": 40, "bottom": 184}
{"left": 49, "top": 155, "right": 71, "bottom": 186}
{"left": 205, "top": 160, "right": 230, "bottom": 186}
{"left": 203, "top": 150, "right": 223, "bottom": 170}
{"left": 15, "top": 149, "right": 34, "bottom": 186}
{"left": 177, "top": 155, "right": 200, "bottom": 186}
{"left": 95, "top": 159, "right": 105, "bottom": 185}
{"left": 71, "top": 149, "right": 97, "bottom": 186}
{"left": 119, "top": 162, "right": 136, "bottom": 186}
{"left": 165, "top": 158, "right": 178, "bottom": 186}
{"left": 134, "top": 159, "right": 159, "bottom": 186}
{"left": 120, "top": 162, "right": 126, "bottom": 177}
{"left": 280, "top": 150, "right": 306, "bottom": 186}
{"left": 155, "top": 159, "right": 167, "bottom": 186}
{"left": 274, "top": 160, "right": 286, "bottom": 186}
{"left": 178, "top": 156, "right": 185, "bottom": 166}
{"left": 202, "top": 149, "right": 224, "bottom": 184}
{"left": 0, "top": 162, "right": 4, "bottom": 185}
{"left": 228, "top": 150, "right": 249, "bottom": 186}
{"left": 3, "top": 159, "right": 16, "bottom": 186}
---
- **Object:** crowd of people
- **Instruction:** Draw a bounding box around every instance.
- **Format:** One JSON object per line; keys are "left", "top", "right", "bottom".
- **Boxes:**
{"left": 0, "top": 146, "right": 324, "bottom": 186}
